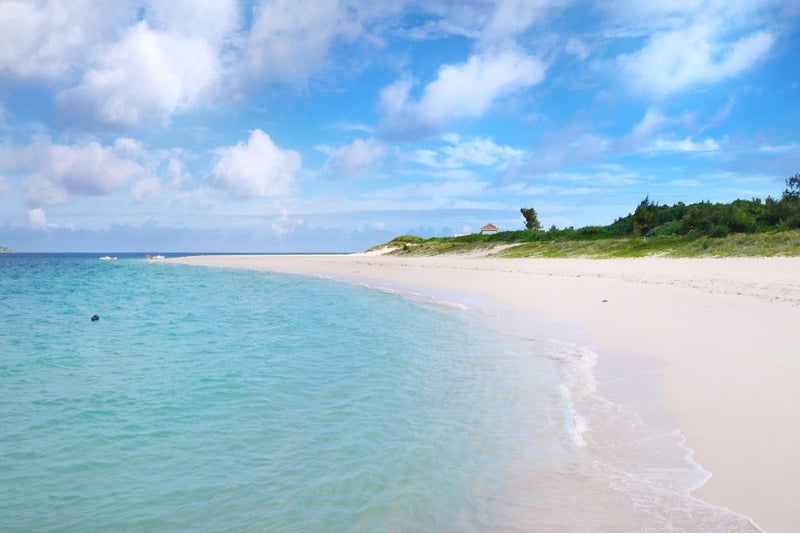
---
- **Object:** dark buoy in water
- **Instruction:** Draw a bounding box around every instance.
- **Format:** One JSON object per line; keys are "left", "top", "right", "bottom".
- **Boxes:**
{"left": 91, "top": 314, "right": 100, "bottom": 321}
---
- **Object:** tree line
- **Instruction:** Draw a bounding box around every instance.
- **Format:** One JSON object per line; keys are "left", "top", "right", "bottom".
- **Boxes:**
{"left": 519, "top": 172, "right": 800, "bottom": 241}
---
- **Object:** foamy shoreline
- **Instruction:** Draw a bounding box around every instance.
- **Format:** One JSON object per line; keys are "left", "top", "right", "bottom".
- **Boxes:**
{"left": 168, "top": 253, "right": 800, "bottom": 531}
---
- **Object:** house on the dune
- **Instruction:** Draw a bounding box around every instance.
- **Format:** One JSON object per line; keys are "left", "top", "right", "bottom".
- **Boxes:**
{"left": 479, "top": 223, "right": 499, "bottom": 234}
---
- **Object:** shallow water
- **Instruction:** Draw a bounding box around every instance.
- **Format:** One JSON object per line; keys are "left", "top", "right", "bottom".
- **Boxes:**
{"left": 0, "top": 254, "right": 759, "bottom": 531}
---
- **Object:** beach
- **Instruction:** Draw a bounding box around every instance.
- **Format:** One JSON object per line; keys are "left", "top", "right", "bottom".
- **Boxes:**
{"left": 169, "top": 253, "right": 800, "bottom": 532}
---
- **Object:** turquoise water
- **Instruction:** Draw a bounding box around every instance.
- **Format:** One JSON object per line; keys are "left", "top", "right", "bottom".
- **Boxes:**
{"left": 1, "top": 254, "right": 760, "bottom": 531}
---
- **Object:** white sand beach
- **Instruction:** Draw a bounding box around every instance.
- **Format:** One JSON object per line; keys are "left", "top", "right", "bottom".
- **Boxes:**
{"left": 169, "top": 253, "right": 800, "bottom": 532}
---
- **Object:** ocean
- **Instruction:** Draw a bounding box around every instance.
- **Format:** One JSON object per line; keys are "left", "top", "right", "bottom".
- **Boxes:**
{"left": 0, "top": 253, "right": 759, "bottom": 531}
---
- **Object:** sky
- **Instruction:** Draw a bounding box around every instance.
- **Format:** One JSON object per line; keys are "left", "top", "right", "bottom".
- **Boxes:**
{"left": 1, "top": 1, "right": 799, "bottom": 252}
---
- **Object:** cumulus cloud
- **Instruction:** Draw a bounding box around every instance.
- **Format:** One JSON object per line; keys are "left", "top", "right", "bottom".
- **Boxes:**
{"left": 211, "top": 129, "right": 300, "bottom": 198}
{"left": 0, "top": 137, "right": 145, "bottom": 206}
{"left": 619, "top": 20, "right": 774, "bottom": 97}
{"left": 141, "top": 0, "right": 240, "bottom": 44}
{"left": 380, "top": 49, "right": 547, "bottom": 136}
{"left": 323, "top": 138, "right": 386, "bottom": 179}
{"left": 0, "top": 0, "right": 121, "bottom": 80}
{"left": 57, "top": 21, "right": 221, "bottom": 128}
{"left": 130, "top": 176, "right": 164, "bottom": 202}
{"left": 3, "top": 1, "right": 558, "bottom": 132}
{"left": 28, "top": 207, "right": 58, "bottom": 230}
{"left": 0, "top": 1, "right": 240, "bottom": 128}
{"left": 245, "top": 0, "right": 342, "bottom": 86}
{"left": 419, "top": 51, "right": 545, "bottom": 120}
{"left": 105, "top": 139, "right": 191, "bottom": 201}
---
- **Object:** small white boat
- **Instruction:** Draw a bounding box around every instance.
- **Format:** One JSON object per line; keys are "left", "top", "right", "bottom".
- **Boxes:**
{"left": 146, "top": 254, "right": 165, "bottom": 261}
{"left": 99, "top": 256, "right": 117, "bottom": 261}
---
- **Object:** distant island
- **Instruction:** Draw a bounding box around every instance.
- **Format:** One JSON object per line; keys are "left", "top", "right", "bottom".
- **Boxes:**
{"left": 370, "top": 173, "right": 800, "bottom": 258}
{"left": 0, "top": 246, "right": 14, "bottom": 253}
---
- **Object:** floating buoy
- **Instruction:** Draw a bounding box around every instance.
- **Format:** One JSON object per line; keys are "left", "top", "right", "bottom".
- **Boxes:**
{"left": 91, "top": 314, "right": 100, "bottom": 321}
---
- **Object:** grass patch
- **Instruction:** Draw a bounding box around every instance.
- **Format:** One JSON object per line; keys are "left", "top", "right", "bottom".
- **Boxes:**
{"left": 372, "top": 230, "right": 800, "bottom": 258}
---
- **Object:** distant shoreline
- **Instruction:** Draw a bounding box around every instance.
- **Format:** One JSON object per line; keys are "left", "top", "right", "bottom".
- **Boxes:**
{"left": 169, "top": 253, "right": 800, "bottom": 532}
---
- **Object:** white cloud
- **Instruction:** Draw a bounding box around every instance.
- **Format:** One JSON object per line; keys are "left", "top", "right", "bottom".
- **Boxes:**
{"left": 245, "top": 0, "right": 341, "bottom": 86}
{"left": 482, "top": 0, "right": 565, "bottom": 43}
{"left": 211, "top": 129, "right": 301, "bottom": 198}
{"left": 0, "top": 1, "right": 239, "bottom": 127}
{"left": 602, "top": 1, "right": 782, "bottom": 37}
{"left": 419, "top": 50, "right": 546, "bottom": 122}
{"left": 645, "top": 136, "right": 721, "bottom": 153}
{"left": 330, "top": 122, "right": 375, "bottom": 134}
{"left": 407, "top": 0, "right": 565, "bottom": 45}
{"left": 23, "top": 175, "right": 71, "bottom": 206}
{"left": 620, "top": 21, "right": 774, "bottom": 97}
{"left": 565, "top": 38, "right": 590, "bottom": 61}
{"left": 28, "top": 207, "right": 58, "bottom": 230}
{"left": 2, "top": 1, "right": 560, "bottom": 133}
{"left": 411, "top": 135, "right": 525, "bottom": 170}
{"left": 0, "top": 0, "right": 121, "bottom": 80}
{"left": 163, "top": 156, "right": 191, "bottom": 188}
{"left": 379, "top": 76, "right": 414, "bottom": 116}
{"left": 1, "top": 137, "right": 145, "bottom": 206}
{"left": 381, "top": 49, "right": 547, "bottom": 136}
{"left": 112, "top": 137, "right": 153, "bottom": 159}
{"left": 758, "top": 143, "right": 799, "bottom": 154}
{"left": 130, "top": 176, "right": 164, "bottom": 202}
{"left": 324, "top": 138, "right": 387, "bottom": 179}
{"left": 618, "top": 107, "right": 711, "bottom": 154}
{"left": 57, "top": 21, "right": 221, "bottom": 128}
{"left": 630, "top": 108, "right": 667, "bottom": 138}
{"left": 111, "top": 141, "right": 191, "bottom": 199}
{"left": 141, "top": 0, "right": 240, "bottom": 44}
{"left": 243, "top": 0, "right": 394, "bottom": 87}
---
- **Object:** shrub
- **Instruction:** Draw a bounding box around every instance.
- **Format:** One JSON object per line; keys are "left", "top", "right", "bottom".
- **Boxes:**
{"left": 646, "top": 220, "right": 682, "bottom": 238}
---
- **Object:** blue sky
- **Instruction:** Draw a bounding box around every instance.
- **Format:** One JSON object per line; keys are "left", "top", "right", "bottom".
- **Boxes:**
{"left": 1, "top": 1, "right": 799, "bottom": 252}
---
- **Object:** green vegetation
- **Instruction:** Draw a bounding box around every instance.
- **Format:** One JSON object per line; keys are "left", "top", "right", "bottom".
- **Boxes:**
{"left": 368, "top": 173, "right": 800, "bottom": 258}
{"left": 520, "top": 207, "right": 541, "bottom": 231}
{"left": 370, "top": 230, "right": 800, "bottom": 258}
